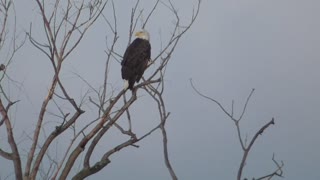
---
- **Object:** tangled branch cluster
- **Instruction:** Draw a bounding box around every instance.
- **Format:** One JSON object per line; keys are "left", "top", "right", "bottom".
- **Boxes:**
{"left": 0, "top": 0, "right": 200, "bottom": 179}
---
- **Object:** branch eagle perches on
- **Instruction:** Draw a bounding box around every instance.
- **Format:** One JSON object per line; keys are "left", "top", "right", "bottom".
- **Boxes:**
{"left": 0, "top": 0, "right": 201, "bottom": 180}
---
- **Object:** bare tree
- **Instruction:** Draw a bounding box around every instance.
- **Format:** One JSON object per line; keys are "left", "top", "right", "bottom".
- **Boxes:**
{"left": 0, "top": 0, "right": 25, "bottom": 179}
{"left": 0, "top": 0, "right": 201, "bottom": 180}
{"left": 191, "top": 81, "right": 284, "bottom": 180}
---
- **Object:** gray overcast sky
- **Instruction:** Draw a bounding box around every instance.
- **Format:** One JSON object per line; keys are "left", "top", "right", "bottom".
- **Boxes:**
{"left": 1, "top": 0, "right": 319, "bottom": 179}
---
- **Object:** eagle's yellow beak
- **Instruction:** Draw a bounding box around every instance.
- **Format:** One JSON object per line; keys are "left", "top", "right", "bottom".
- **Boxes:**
{"left": 135, "top": 31, "right": 141, "bottom": 37}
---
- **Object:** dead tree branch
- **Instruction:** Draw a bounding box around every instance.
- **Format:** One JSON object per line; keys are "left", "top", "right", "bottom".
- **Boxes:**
{"left": 0, "top": 1, "right": 24, "bottom": 179}
{"left": 25, "top": 1, "right": 107, "bottom": 179}
{"left": 0, "top": 98, "right": 22, "bottom": 180}
{"left": 255, "top": 154, "right": 284, "bottom": 180}
{"left": 0, "top": 0, "right": 201, "bottom": 179}
{"left": 191, "top": 80, "right": 283, "bottom": 180}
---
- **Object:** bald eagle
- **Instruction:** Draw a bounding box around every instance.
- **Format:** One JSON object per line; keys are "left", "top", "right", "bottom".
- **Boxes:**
{"left": 121, "top": 30, "right": 151, "bottom": 91}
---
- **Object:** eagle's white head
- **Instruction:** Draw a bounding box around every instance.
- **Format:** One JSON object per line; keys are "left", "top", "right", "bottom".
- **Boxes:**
{"left": 135, "top": 29, "right": 150, "bottom": 41}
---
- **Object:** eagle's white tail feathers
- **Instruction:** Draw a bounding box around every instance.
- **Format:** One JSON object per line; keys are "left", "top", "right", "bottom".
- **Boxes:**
{"left": 124, "top": 80, "right": 129, "bottom": 90}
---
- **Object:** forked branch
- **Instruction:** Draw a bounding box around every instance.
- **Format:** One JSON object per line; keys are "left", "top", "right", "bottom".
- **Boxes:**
{"left": 191, "top": 80, "right": 283, "bottom": 180}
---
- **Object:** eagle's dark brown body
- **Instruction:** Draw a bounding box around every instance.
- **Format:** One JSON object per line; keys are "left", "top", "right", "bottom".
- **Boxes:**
{"left": 121, "top": 38, "right": 151, "bottom": 90}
